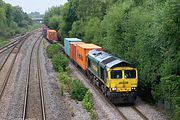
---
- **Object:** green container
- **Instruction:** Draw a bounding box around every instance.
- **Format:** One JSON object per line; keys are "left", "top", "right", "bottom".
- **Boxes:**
{"left": 64, "top": 38, "right": 81, "bottom": 56}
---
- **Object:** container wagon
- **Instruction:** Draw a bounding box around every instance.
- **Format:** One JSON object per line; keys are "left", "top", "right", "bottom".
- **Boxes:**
{"left": 75, "top": 44, "right": 102, "bottom": 71}
{"left": 70, "top": 42, "right": 85, "bottom": 62}
{"left": 47, "top": 30, "right": 58, "bottom": 41}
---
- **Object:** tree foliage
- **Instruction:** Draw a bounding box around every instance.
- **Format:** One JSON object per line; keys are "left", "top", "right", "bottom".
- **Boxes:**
{"left": 45, "top": 0, "right": 180, "bottom": 118}
{"left": 0, "top": 0, "right": 32, "bottom": 39}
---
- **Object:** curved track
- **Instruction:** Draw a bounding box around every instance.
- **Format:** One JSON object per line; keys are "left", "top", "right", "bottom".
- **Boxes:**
{"left": 0, "top": 33, "right": 31, "bottom": 71}
{"left": 0, "top": 33, "right": 30, "bottom": 54}
{"left": 0, "top": 34, "right": 31, "bottom": 101}
{"left": 22, "top": 35, "right": 46, "bottom": 120}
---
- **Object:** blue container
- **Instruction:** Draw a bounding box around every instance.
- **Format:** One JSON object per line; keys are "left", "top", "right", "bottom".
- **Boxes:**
{"left": 64, "top": 38, "right": 81, "bottom": 56}
{"left": 43, "top": 28, "right": 48, "bottom": 38}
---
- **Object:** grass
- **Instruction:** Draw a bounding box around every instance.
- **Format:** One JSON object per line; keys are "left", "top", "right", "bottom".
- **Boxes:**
{"left": 46, "top": 44, "right": 61, "bottom": 58}
{"left": 0, "top": 37, "right": 8, "bottom": 47}
{"left": 27, "top": 23, "right": 43, "bottom": 32}
{"left": 82, "top": 91, "right": 98, "bottom": 120}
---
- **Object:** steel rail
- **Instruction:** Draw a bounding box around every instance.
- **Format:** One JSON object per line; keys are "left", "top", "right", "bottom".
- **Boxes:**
{"left": 0, "top": 33, "right": 30, "bottom": 54}
{"left": 131, "top": 106, "right": 149, "bottom": 120}
{"left": 0, "top": 39, "right": 26, "bottom": 100}
{"left": 37, "top": 37, "right": 46, "bottom": 120}
{"left": 0, "top": 33, "right": 32, "bottom": 71}
{"left": 0, "top": 45, "right": 17, "bottom": 71}
{"left": 22, "top": 35, "right": 45, "bottom": 120}
{"left": 0, "top": 40, "right": 20, "bottom": 53}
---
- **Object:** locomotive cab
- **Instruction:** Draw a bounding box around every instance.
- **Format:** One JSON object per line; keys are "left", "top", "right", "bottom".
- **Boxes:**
{"left": 108, "top": 67, "right": 138, "bottom": 93}
{"left": 87, "top": 49, "right": 138, "bottom": 104}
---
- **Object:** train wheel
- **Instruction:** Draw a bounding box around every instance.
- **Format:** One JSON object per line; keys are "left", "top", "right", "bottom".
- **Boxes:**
{"left": 87, "top": 70, "right": 91, "bottom": 79}
{"left": 92, "top": 78, "right": 96, "bottom": 86}
{"left": 101, "top": 85, "right": 106, "bottom": 94}
{"left": 105, "top": 90, "right": 110, "bottom": 98}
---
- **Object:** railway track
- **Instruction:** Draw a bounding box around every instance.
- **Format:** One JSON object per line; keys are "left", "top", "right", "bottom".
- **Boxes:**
{"left": 117, "top": 106, "right": 149, "bottom": 120}
{"left": 0, "top": 33, "right": 30, "bottom": 54}
{"left": 0, "top": 33, "right": 32, "bottom": 71}
{"left": 0, "top": 34, "right": 30, "bottom": 100}
{"left": 69, "top": 62, "right": 149, "bottom": 120}
{"left": 0, "top": 39, "right": 20, "bottom": 54}
{"left": 22, "top": 35, "right": 46, "bottom": 120}
{"left": 131, "top": 106, "right": 149, "bottom": 120}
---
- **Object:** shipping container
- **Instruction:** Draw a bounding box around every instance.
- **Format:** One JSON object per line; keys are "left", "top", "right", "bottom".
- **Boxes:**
{"left": 47, "top": 30, "right": 58, "bottom": 41}
{"left": 64, "top": 38, "right": 81, "bottom": 57}
{"left": 70, "top": 42, "right": 85, "bottom": 61}
{"left": 76, "top": 44, "right": 102, "bottom": 70}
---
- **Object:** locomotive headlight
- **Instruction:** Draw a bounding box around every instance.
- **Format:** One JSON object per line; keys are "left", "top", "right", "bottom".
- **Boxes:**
{"left": 112, "top": 87, "right": 117, "bottom": 91}
{"left": 131, "top": 87, "right": 136, "bottom": 90}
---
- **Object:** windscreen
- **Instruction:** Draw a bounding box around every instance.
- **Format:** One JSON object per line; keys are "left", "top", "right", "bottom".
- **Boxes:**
{"left": 111, "top": 70, "right": 122, "bottom": 79}
{"left": 124, "top": 70, "right": 136, "bottom": 78}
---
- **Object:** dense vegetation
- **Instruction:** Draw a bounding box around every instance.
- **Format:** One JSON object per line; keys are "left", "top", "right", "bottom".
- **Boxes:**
{"left": 44, "top": 0, "right": 180, "bottom": 119}
{"left": 0, "top": 0, "right": 32, "bottom": 46}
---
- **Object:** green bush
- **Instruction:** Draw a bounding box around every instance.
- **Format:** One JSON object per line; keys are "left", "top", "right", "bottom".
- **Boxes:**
{"left": 152, "top": 75, "right": 180, "bottom": 119}
{"left": 89, "top": 109, "right": 98, "bottom": 120}
{"left": 71, "top": 80, "right": 88, "bottom": 101}
{"left": 58, "top": 72, "right": 73, "bottom": 92}
{"left": 58, "top": 71, "right": 88, "bottom": 99}
{"left": 46, "top": 44, "right": 60, "bottom": 58}
{"left": 82, "top": 91, "right": 98, "bottom": 120}
{"left": 82, "top": 91, "right": 93, "bottom": 112}
{"left": 58, "top": 72, "right": 72, "bottom": 84}
{"left": 52, "top": 54, "right": 68, "bottom": 72}
{"left": 0, "top": 37, "right": 8, "bottom": 47}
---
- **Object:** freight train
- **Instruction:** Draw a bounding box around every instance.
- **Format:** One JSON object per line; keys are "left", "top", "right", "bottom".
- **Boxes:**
{"left": 64, "top": 38, "right": 138, "bottom": 104}
{"left": 42, "top": 28, "right": 138, "bottom": 104}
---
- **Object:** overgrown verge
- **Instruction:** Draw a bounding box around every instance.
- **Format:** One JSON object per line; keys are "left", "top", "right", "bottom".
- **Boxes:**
{"left": 46, "top": 44, "right": 98, "bottom": 120}
{"left": 0, "top": 37, "right": 8, "bottom": 47}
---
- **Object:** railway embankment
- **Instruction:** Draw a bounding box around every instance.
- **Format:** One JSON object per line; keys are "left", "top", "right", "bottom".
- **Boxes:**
{"left": 45, "top": 42, "right": 98, "bottom": 120}
{"left": 44, "top": 41, "right": 169, "bottom": 120}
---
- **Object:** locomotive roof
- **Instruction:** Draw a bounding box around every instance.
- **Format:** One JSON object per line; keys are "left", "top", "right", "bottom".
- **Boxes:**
{"left": 88, "top": 49, "right": 132, "bottom": 68}
{"left": 88, "top": 50, "right": 111, "bottom": 62}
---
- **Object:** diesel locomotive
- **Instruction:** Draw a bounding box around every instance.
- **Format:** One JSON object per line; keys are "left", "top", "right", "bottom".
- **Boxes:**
{"left": 86, "top": 50, "right": 138, "bottom": 104}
